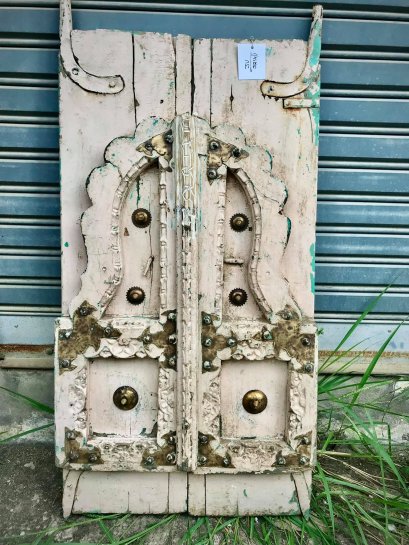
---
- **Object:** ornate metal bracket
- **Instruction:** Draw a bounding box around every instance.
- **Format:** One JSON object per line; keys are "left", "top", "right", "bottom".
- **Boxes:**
{"left": 58, "top": 301, "right": 121, "bottom": 371}
{"left": 60, "top": 0, "right": 125, "bottom": 94}
{"left": 65, "top": 428, "right": 103, "bottom": 465}
{"left": 142, "top": 432, "right": 177, "bottom": 469}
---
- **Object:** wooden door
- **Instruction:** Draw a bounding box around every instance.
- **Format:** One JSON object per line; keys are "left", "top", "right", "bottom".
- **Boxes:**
{"left": 56, "top": 0, "right": 322, "bottom": 516}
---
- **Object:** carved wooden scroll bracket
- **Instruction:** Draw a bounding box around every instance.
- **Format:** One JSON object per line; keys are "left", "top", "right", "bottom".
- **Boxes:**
{"left": 60, "top": 0, "right": 125, "bottom": 94}
{"left": 260, "top": 4, "right": 323, "bottom": 99}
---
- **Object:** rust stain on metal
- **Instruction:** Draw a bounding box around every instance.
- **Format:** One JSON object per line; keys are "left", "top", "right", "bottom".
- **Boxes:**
{"left": 269, "top": 319, "right": 315, "bottom": 364}
{"left": 142, "top": 431, "right": 176, "bottom": 469}
{"left": 201, "top": 313, "right": 237, "bottom": 371}
{"left": 65, "top": 428, "right": 103, "bottom": 465}
{"left": 206, "top": 137, "right": 248, "bottom": 183}
{"left": 58, "top": 301, "right": 121, "bottom": 365}
{"left": 138, "top": 310, "right": 176, "bottom": 369}
{"left": 136, "top": 131, "right": 173, "bottom": 161}
{"left": 198, "top": 433, "right": 234, "bottom": 468}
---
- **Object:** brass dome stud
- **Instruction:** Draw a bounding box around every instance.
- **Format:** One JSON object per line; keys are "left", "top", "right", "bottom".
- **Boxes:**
{"left": 242, "top": 389, "right": 268, "bottom": 414}
{"left": 126, "top": 286, "right": 145, "bottom": 305}
{"left": 131, "top": 208, "right": 151, "bottom": 228}
{"left": 113, "top": 386, "right": 138, "bottom": 411}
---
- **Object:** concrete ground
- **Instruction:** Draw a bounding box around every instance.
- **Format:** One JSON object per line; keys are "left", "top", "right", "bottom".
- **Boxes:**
{"left": 0, "top": 442, "right": 193, "bottom": 544}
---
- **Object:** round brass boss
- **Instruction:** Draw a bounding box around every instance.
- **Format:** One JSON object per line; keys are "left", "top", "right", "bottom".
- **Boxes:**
{"left": 229, "top": 288, "right": 248, "bottom": 306}
{"left": 242, "top": 389, "right": 268, "bottom": 414}
{"left": 126, "top": 286, "right": 145, "bottom": 305}
{"left": 131, "top": 208, "right": 151, "bottom": 228}
{"left": 113, "top": 386, "right": 138, "bottom": 411}
{"left": 230, "top": 213, "right": 249, "bottom": 232}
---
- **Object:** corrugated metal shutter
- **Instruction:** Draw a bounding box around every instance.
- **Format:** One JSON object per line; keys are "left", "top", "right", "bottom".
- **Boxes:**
{"left": 1, "top": 0, "right": 408, "bottom": 350}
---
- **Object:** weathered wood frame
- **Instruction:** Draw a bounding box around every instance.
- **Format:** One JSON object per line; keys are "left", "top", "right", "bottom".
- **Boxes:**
{"left": 57, "top": 0, "right": 322, "bottom": 515}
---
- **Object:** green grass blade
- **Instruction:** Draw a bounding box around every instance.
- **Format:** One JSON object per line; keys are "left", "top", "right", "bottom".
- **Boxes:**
{"left": 0, "top": 385, "right": 54, "bottom": 414}
{"left": 350, "top": 321, "right": 405, "bottom": 406}
{"left": 0, "top": 422, "right": 54, "bottom": 443}
{"left": 316, "top": 462, "right": 335, "bottom": 536}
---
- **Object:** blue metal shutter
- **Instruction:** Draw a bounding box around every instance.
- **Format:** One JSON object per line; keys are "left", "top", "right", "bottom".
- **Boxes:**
{"left": 0, "top": 0, "right": 408, "bottom": 350}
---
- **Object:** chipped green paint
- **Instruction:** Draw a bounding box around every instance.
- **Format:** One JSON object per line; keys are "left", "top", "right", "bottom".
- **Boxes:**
{"left": 289, "top": 490, "right": 298, "bottom": 505}
{"left": 266, "top": 46, "right": 273, "bottom": 57}
{"left": 64, "top": 242, "right": 69, "bottom": 247}
{"left": 243, "top": 489, "right": 248, "bottom": 497}
{"left": 308, "top": 22, "right": 322, "bottom": 71}
{"left": 296, "top": 127, "right": 301, "bottom": 136}
{"left": 286, "top": 217, "right": 292, "bottom": 246}
{"left": 310, "top": 242, "right": 316, "bottom": 294}
{"left": 152, "top": 118, "right": 159, "bottom": 126}
{"left": 265, "top": 149, "right": 273, "bottom": 170}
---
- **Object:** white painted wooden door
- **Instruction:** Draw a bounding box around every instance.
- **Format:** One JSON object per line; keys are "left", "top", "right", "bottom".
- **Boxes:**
{"left": 55, "top": 0, "right": 322, "bottom": 516}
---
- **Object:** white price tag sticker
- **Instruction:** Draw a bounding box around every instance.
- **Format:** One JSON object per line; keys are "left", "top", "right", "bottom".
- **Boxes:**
{"left": 237, "top": 43, "right": 266, "bottom": 80}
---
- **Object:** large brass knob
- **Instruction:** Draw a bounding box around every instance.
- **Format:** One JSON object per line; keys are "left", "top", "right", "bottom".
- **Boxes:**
{"left": 126, "top": 286, "right": 145, "bottom": 305}
{"left": 242, "top": 390, "right": 267, "bottom": 414}
{"left": 131, "top": 208, "right": 151, "bottom": 228}
{"left": 113, "top": 386, "right": 138, "bottom": 411}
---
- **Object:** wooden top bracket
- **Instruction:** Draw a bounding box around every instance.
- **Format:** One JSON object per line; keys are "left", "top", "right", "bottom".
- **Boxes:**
{"left": 260, "top": 5, "right": 323, "bottom": 98}
{"left": 60, "top": 0, "right": 125, "bottom": 94}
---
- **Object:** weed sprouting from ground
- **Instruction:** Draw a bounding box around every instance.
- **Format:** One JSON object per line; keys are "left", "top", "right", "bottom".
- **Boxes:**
{"left": 1, "top": 295, "right": 408, "bottom": 544}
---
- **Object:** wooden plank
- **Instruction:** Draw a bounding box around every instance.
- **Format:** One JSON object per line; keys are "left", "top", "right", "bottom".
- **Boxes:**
{"left": 168, "top": 473, "right": 188, "bottom": 512}
{"left": 175, "top": 34, "right": 192, "bottom": 115}
{"left": 133, "top": 32, "right": 176, "bottom": 124}
{"left": 72, "top": 472, "right": 170, "bottom": 514}
{"left": 192, "top": 39, "right": 211, "bottom": 120}
{"left": 187, "top": 474, "right": 206, "bottom": 515}
{"left": 204, "top": 474, "right": 303, "bottom": 516}
{"left": 62, "top": 470, "right": 82, "bottom": 518}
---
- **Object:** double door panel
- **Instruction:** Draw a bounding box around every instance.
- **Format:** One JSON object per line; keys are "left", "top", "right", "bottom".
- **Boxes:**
{"left": 56, "top": 5, "right": 321, "bottom": 514}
